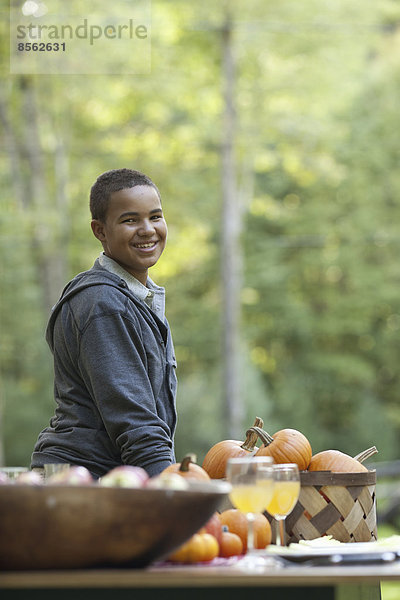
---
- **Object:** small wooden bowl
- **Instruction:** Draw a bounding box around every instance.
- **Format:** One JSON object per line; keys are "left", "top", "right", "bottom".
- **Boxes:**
{"left": 0, "top": 480, "right": 230, "bottom": 570}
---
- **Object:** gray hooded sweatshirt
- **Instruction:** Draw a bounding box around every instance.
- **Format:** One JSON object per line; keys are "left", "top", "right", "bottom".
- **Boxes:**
{"left": 31, "top": 259, "right": 177, "bottom": 478}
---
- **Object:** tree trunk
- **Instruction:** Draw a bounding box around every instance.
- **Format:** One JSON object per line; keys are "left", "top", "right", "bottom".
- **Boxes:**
{"left": 0, "top": 77, "right": 70, "bottom": 464}
{"left": 220, "top": 8, "right": 243, "bottom": 438}
{"left": 0, "top": 91, "right": 27, "bottom": 210}
{"left": 18, "top": 76, "right": 67, "bottom": 312}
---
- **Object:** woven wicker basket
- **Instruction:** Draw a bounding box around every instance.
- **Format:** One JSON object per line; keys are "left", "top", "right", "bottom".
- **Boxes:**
{"left": 269, "top": 470, "right": 377, "bottom": 545}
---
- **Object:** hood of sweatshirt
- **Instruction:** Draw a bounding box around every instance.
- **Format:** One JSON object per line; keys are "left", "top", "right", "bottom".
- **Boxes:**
{"left": 45, "top": 260, "right": 168, "bottom": 351}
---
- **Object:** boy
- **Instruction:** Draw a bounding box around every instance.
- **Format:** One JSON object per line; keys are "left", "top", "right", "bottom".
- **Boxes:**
{"left": 31, "top": 169, "right": 177, "bottom": 478}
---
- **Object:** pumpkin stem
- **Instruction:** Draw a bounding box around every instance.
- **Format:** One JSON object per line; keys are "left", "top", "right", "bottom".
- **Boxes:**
{"left": 241, "top": 417, "right": 264, "bottom": 452}
{"left": 179, "top": 454, "right": 197, "bottom": 472}
{"left": 246, "top": 426, "right": 274, "bottom": 447}
{"left": 353, "top": 446, "right": 378, "bottom": 464}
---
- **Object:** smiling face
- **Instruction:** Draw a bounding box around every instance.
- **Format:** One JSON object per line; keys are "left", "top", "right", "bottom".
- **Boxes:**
{"left": 91, "top": 185, "right": 167, "bottom": 285}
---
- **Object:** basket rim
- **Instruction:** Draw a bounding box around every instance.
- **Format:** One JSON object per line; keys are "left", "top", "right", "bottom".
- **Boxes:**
{"left": 300, "top": 470, "right": 376, "bottom": 486}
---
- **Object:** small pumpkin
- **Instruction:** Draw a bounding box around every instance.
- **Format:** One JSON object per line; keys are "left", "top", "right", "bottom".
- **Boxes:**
{"left": 308, "top": 446, "right": 378, "bottom": 473}
{"left": 219, "top": 509, "right": 271, "bottom": 552}
{"left": 162, "top": 454, "right": 210, "bottom": 481}
{"left": 252, "top": 426, "right": 312, "bottom": 471}
{"left": 219, "top": 525, "right": 243, "bottom": 557}
{"left": 202, "top": 417, "right": 264, "bottom": 479}
{"left": 168, "top": 533, "right": 219, "bottom": 563}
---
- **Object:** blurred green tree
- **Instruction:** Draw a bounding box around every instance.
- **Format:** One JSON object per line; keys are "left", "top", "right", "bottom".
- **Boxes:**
{"left": 1, "top": 0, "right": 400, "bottom": 468}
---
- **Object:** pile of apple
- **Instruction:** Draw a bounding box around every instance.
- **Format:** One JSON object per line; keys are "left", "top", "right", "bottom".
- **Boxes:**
{"left": 0, "top": 464, "right": 196, "bottom": 489}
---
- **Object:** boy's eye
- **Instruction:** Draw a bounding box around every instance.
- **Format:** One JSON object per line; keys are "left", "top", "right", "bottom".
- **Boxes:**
{"left": 121, "top": 213, "right": 163, "bottom": 224}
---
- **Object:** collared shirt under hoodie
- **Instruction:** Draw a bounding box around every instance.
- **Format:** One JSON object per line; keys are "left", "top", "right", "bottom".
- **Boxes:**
{"left": 31, "top": 258, "right": 177, "bottom": 478}
{"left": 98, "top": 252, "right": 165, "bottom": 319}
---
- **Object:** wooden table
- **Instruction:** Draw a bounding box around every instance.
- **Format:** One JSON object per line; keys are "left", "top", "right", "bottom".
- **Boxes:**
{"left": 0, "top": 559, "right": 393, "bottom": 600}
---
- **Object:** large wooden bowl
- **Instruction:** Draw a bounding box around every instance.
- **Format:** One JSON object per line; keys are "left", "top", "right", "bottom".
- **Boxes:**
{"left": 0, "top": 480, "right": 230, "bottom": 570}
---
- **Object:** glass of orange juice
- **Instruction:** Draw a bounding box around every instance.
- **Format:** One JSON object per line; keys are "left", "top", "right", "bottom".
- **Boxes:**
{"left": 266, "top": 463, "right": 300, "bottom": 546}
{"left": 226, "top": 456, "right": 274, "bottom": 560}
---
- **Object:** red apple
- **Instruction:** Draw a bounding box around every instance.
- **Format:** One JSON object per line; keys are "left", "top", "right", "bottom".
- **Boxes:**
{"left": 15, "top": 471, "right": 44, "bottom": 485}
{"left": 99, "top": 465, "right": 149, "bottom": 488}
{"left": 201, "top": 512, "right": 223, "bottom": 546}
{"left": 46, "top": 465, "right": 94, "bottom": 486}
{"left": 0, "top": 472, "right": 9, "bottom": 485}
{"left": 146, "top": 472, "right": 189, "bottom": 490}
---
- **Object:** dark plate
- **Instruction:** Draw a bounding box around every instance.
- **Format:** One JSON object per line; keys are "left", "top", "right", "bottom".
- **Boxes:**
{"left": 267, "top": 542, "right": 400, "bottom": 566}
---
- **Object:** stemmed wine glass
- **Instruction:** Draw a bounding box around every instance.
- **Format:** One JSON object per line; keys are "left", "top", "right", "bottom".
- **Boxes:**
{"left": 226, "top": 456, "right": 274, "bottom": 566}
{"left": 266, "top": 463, "right": 300, "bottom": 546}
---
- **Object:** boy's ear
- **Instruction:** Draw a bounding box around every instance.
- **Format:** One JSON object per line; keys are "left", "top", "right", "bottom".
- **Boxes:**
{"left": 91, "top": 219, "right": 106, "bottom": 242}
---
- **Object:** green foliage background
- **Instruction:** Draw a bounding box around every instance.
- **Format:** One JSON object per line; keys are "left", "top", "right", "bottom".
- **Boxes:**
{"left": 1, "top": 0, "right": 400, "bottom": 467}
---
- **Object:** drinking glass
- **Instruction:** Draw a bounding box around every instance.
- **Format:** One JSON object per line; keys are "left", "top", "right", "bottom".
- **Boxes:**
{"left": 266, "top": 463, "right": 300, "bottom": 546}
{"left": 226, "top": 456, "right": 274, "bottom": 565}
{"left": 44, "top": 463, "right": 71, "bottom": 479}
{"left": 0, "top": 467, "right": 28, "bottom": 481}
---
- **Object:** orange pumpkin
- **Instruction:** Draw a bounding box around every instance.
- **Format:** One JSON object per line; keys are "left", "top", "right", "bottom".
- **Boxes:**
{"left": 163, "top": 454, "right": 210, "bottom": 481}
{"left": 253, "top": 426, "right": 312, "bottom": 471}
{"left": 168, "top": 533, "right": 219, "bottom": 563}
{"left": 219, "top": 526, "right": 243, "bottom": 557}
{"left": 308, "top": 446, "right": 377, "bottom": 473}
{"left": 219, "top": 509, "right": 271, "bottom": 552}
{"left": 202, "top": 417, "right": 263, "bottom": 479}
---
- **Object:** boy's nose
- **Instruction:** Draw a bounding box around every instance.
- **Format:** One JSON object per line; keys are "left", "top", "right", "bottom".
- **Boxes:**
{"left": 138, "top": 219, "right": 155, "bottom": 235}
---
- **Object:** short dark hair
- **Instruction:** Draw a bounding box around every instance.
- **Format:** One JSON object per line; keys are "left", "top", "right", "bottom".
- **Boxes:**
{"left": 90, "top": 168, "right": 161, "bottom": 222}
